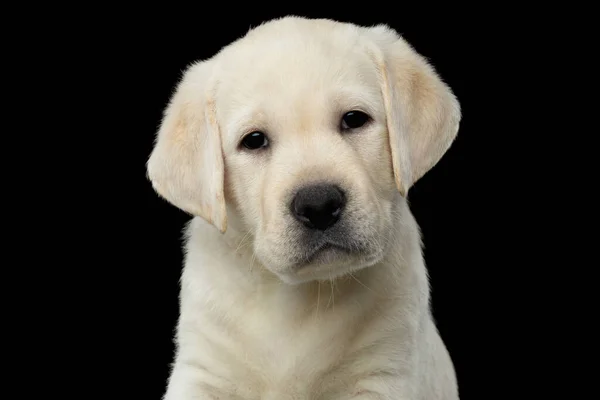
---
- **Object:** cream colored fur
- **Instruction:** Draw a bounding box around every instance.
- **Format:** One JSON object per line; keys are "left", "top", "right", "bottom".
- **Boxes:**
{"left": 147, "top": 16, "right": 461, "bottom": 400}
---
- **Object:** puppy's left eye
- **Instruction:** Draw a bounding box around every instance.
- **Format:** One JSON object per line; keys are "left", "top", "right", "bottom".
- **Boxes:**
{"left": 341, "top": 111, "right": 370, "bottom": 131}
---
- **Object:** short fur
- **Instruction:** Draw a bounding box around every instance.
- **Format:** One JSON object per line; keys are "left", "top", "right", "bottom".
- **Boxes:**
{"left": 147, "top": 16, "right": 461, "bottom": 400}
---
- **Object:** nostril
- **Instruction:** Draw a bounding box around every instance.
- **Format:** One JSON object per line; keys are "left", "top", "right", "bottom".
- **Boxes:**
{"left": 291, "top": 184, "right": 346, "bottom": 230}
{"left": 294, "top": 207, "right": 312, "bottom": 224}
{"left": 331, "top": 206, "right": 342, "bottom": 217}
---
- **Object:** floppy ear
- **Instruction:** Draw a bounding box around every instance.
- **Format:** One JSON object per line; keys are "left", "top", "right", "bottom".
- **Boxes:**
{"left": 366, "top": 26, "right": 462, "bottom": 196}
{"left": 146, "top": 60, "right": 227, "bottom": 233}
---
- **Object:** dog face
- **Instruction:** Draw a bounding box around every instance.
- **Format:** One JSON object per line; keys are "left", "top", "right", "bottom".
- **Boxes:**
{"left": 147, "top": 17, "right": 461, "bottom": 284}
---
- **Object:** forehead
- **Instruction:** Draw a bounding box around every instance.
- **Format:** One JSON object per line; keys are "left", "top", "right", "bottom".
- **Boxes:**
{"left": 213, "top": 24, "right": 383, "bottom": 137}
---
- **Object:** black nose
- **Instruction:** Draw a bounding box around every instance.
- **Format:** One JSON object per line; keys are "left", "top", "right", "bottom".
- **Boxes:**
{"left": 291, "top": 184, "right": 346, "bottom": 230}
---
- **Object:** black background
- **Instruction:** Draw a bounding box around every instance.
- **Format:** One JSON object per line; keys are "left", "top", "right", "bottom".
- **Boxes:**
{"left": 99, "top": 6, "right": 534, "bottom": 400}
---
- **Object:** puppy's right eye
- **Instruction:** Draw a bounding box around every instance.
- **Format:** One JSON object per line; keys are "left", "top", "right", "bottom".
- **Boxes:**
{"left": 241, "top": 132, "right": 269, "bottom": 150}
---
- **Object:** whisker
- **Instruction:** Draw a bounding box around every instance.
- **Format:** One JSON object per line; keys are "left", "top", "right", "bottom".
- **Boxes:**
{"left": 350, "top": 272, "right": 376, "bottom": 294}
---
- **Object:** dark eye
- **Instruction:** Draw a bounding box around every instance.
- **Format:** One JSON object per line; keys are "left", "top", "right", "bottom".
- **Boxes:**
{"left": 241, "top": 131, "right": 269, "bottom": 150}
{"left": 341, "top": 111, "right": 370, "bottom": 131}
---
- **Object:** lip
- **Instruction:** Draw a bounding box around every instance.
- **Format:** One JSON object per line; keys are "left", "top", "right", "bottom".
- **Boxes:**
{"left": 297, "top": 242, "right": 349, "bottom": 267}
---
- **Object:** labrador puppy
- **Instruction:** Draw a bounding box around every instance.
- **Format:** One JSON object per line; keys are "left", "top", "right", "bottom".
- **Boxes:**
{"left": 147, "top": 16, "right": 461, "bottom": 400}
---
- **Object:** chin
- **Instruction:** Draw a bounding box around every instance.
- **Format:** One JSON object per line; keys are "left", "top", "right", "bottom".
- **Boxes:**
{"left": 272, "top": 246, "right": 384, "bottom": 285}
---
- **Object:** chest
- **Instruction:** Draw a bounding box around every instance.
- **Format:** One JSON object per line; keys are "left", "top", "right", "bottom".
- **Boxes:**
{"left": 178, "top": 287, "right": 404, "bottom": 399}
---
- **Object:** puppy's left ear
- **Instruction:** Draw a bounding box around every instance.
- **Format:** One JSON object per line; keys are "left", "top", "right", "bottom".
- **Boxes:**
{"left": 365, "top": 26, "right": 462, "bottom": 196}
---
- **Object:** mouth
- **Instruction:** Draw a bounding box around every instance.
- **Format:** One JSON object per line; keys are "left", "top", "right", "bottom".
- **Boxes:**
{"left": 296, "top": 241, "right": 352, "bottom": 268}
{"left": 277, "top": 236, "right": 383, "bottom": 284}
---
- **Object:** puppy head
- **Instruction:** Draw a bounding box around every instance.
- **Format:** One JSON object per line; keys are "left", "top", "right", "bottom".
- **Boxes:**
{"left": 147, "top": 17, "right": 461, "bottom": 284}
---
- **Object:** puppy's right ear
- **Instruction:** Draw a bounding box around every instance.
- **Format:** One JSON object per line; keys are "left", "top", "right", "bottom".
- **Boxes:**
{"left": 146, "top": 60, "right": 227, "bottom": 233}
